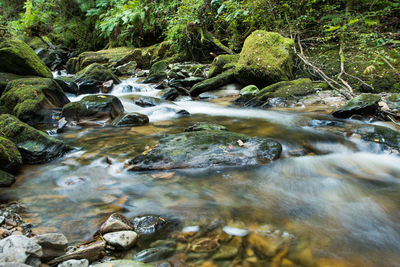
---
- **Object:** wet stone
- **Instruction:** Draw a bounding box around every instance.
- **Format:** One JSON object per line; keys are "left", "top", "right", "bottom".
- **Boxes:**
{"left": 0, "top": 235, "right": 43, "bottom": 266}
{"left": 57, "top": 259, "right": 89, "bottom": 267}
{"left": 133, "top": 247, "right": 175, "bottom": 263}
{"left": 132, "top": 215, "right": 166, "bottom": 239}
{"left": 99, "top": 213, "right": 134, "bottom": 234}
{"left": 103, "top": 230, "right": 138, "bottom": 250}
{"left": 191, "top": 238, "right": 220, "bottom": 253}
{"left": 91, "top": 260, "right": 152, "bottom": 267}
{"left": 32, "top": 233, "right": 68, "bottom": 262}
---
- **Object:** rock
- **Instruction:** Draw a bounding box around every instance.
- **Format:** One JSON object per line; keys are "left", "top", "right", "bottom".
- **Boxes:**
{"left": 133, "top": 247, "right": 175, "bottom": 263}
{"left": 332, "top": 93, "right": 381, "bottom": 118}
{"left": 103, "top": 230, "right": 138, "bottom": 250}
{"left": 0, "top": 263, "right": 32, "bottom": 267}
{"left": 212, "top": 236, "right": 241, "bottom": 260}
{"left": 355, "top": 125, "right": 400, "bottom": 149}
{"left": 149, "top": 60, "right": 168, "bottom": 76}
{"left": 0, "top": 170, "right": 16, "bottom": 187}
{"left": 128, "top": 130, "right": 282, "bottom": 171}
{"left": 91, "top": 260, "right": 152, "bottom": 267}
{"left": 76, "top": 80, "right": 100, "bottom": 95}
{"left": 247, "top": 233, "right": 284, "bottom": 257}
{"left": 149, "top": 240, "right": 177, "bottom": 248}
{"left": 308, "top": 120, "right": 344, "bottom": 128}
{"left": 32, "top": 233, "right": 68, "bottom": 262}
{"left": 208, "top": 54, "right": 239, "bottom": 78}
{"left": 99, "top": 213, "right": 134, "bottom": 234}
{"left": 234, "top": 30, "right": 294, "bottom": 88}
{"left": 384, "top": 94, "right": 400, "bottom": 111}
{"left": 123, "top": 95, "right": 172, "bottom": 108}
{"left": 57, "top": 259, "right": 89, "bottom": 267}
{"left": 0, "top": 235, "right": 43, "bottom": 266}
{"left": 0, "top": 72, "right": 34, "bottom": 96}
{"left": 0, "top": 114, "right": 71, "bottom": 164}
{"left": 191, "top": 237, "right": 220, "bottom": 253}
{"left": 54, "top": 77, "right": 79, "bottom": 95}
{"left": 143, "top": 72, "right": 168, "bottom": 84}
{"left": 185, "top": 123, "right": 228, "bottom": 132}
{"left": 161, "top": 88, "right": 179, "bottom": 101}
{"left": 74, "top": 63, "right": 120, "bottom": 86}
{"left": 239, "top": 85, "right": 259, "bottom": 96}
{"left": 111, "top": 113, "right": 149, "bottom": 127}
{"left": 169, "top": 77, "right": 205, "bottom": 88}
{"left": 0, "top": 78, "right": 70, "bottom": 125}
{"left": 122, "top": 85, "right": 133, "bottom": 93}
{"left": 47, "top": 240, "right": 106, "bottom": 266}
{"left": 115, "top": 61, "right": 137, "bottom": 76}
{"left": 101, "top": 80, "right": 114, "bottom": 93}
{"left": 62, "top": 95, "right": 124, "bottom": 125}
{"left": 0, "top": 137, "right": 22, "bottom": 173}
{"left": 190, "top": 70, "right": 236, "bottom": 97}
{"left": 0, "top": 39, "right": 52, "bottom": 78}
{"left": 132, "top": 215, "right": 167, "bottom": 239}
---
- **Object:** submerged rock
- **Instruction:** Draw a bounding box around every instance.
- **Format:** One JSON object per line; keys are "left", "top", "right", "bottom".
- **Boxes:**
{"left": 0, "top": 114, "right": 70, "bottom": 164}
{"left": 0, "top": 39, "right": 52, "bottom": 78}
{"left": 355, "top": 125, "right": 400, "bottom": 149}
{"left": 0, "top": 136, "right": 23, "bottom": 173}
{"left": 58, "top": 259, "right": 89, "bottom": 267}
{"left": 0, "top": 78, "right": 70, "bottom": 125}
{"left": 185, "top": 123, "right": 228, "bottom": 132}
{"left": 128, "top": 129, "right": 282, "bottom": 170}
{"left": 62, "top": 95, "right": 124, "bottom": 125}
{"left": 0, "top": 235, "right": 43, "bottom": 266}
{"left": 133, "top": 247, "right": 175, "bottom": 263}
{"left": 234, "top": 31, "right": 294, "bottom": 88}
{"left": 0, "top": 170, "right": 16, "bottom": 187}
{"left": 190, "top": 70, "right": 236, "bottom": 97}
{"left": 332, "top": 93, "right": 381, "bottom": 118}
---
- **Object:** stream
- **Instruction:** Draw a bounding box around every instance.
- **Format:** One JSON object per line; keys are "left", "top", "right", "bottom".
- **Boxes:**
{"left": 1, "top": 76, "right": 400, "bottom": 266}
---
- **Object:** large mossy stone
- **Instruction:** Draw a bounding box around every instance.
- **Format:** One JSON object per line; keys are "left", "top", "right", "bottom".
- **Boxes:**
{"left": 332, "top": 93, "right": 381, "bottom": 118}
{"left": 0, "top": 72, "right": 35, "bottom": 96}
{"left": 149, "top": 60, "right": 168, "bottom": 76}
{"left": 0, "top": 137, "right": 22, "bottom": 173}
{"left": 0, "top": 39, "right": 52, "bottom": 78}
{"left": 62, "top": 95, "right": 124, "bottom": 123}
{"left": 75, "top": 63, "right": 120, "bottom": 84}
{"left": 208, "top": 54, "right": 239, "bottom": 78}
{"left": 0, "top": 170, "right": 15, "bottom": 187}
{"left": 234, "top": 31, "right": 294, "bottom": 88}
{"left": 128, "top": 130, "right": 282, "bottom": 171}
{"left": 0, "top": 114, "right": 70, "bottom": 164}
{"left": 355, "top": 125, "right": 400, "bottom": 149}
{"left": 190, "top": 70, "right": 236, "bottom": 97}
{"left": 0, "top": 78, "right": 70, "bottom": 125}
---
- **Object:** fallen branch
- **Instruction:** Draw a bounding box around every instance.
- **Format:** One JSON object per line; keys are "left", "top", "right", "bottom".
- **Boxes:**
{"left": 338, "top": 38, "right": 354, "bottom": 96}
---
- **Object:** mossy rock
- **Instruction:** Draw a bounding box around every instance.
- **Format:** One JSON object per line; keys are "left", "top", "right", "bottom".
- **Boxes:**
{"left": 0, "top": 114, "right": 70, "bottom": 164}
{"left": 143, "top": 72, "right": 168, "bottom": 84}
{"left": 75, "top": 63, "right": 120, "bottom": 84}
{"left": 122, "top": 95, "right": 172, "bottom": 107}
{"left": 240, "top": 85, "right": 259, "bottom": 96}
{"left": 62, "top": 95, "right": 124, "bottom": 123}
{"left": 190, "top": 69, "right": 236, "bottom": 97}
{"left": 0, "top": 39, "right": 52, "bottom": 78}
{"left": 54, "top": 76, "right": 79, "bottom": 95}
{"left": 185, "top": 123, "right": 228, "bottom": 132}
{"left": 355, "top": 125, "right": 400, "bottom": 149}
{"left": 332, "top": 93, "right": 381, "bottom": 118}
{"left": 235, "top": 31, "right": 294, "bottom": 88}
{"left": 385, "top": 94, "right": 400, "bottom": 110}
{"left": 0, "top": 137, "right": 22, "bottom": 173}
{"left": 0, "top": 72, "right": 35, "bottom": 96}
{"left": 128, "top": 130, "right": 282, "bottom": 170}
{"left": 0, "top": 170, "right": 15, "bottom": 187}
{"left": 149, "top": 60, "right": 168, "bottom": 76}
{"left": 111, "top": 113, "right": 149, "bottom": 127}
{"left": 0, "top": 78, "right": 70, "bottom": 125}
{"left": 208, "top": 54, "right": 239, "bottom": 78}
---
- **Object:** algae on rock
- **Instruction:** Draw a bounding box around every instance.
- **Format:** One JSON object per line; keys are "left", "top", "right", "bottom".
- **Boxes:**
{"left": 0, "top": 136, "right": 22, "bottom": 173}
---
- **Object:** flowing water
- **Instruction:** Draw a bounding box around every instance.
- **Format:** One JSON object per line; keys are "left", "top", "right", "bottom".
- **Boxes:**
{"left": 1, "top": 77, "right": 400, "bottom": 266}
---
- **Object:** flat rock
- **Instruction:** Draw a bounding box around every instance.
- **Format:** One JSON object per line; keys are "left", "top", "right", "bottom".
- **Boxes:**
{"left": 32, "top": 233, "right": 68, "bottom": 262}
{"left": 0, "top": 236, "right": 42, "bottom": 266}
{"left": 332, "top": 93, "right": 381, "bottom": 118}
{"left": 103, "top": 230, "right": 138, "bottom": 250}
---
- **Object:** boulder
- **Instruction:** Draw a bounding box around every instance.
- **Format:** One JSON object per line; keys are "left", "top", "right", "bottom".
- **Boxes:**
{"left": 62, "top": 95, "right": 124, "bottom": 125}
{"left": 384, "top": 94, "right": 400, "bottom": 111}
{"left": 332, "top": 93, "right": 381, "bottom": 118}
{"left": 161, "top": 88, "right": 179, "bottom": 101}
{"left": 0, "top": 136, "right": 22, "bottom": 173}
{"left": 208, "top": 54, "right": 239, "bottom": 78}
{"left": 169, "top": 77, "right": 205, "bottom": 88}
{"left": 143, "top": 72, "right": 167, "bottom": 84}
{"left": 149, "top": 60, "right": 168, "bottom": 76}
{"left": 0, "top": 170, "right": 16, "bottom": 187}
{"left": 0, "top": 235, "right": 43, "bottom": 266}
{"left": 54, "top": 77, "right": 79, "bottom": 95}
{"left": 74, "top": 63, "right": 120, "bottom": 94}
{"left": 355, "top": 125, "right": 400, "bottom": 149}
{"left": 103, "top": 230, "right": 138, "bottom": 250}
{"left": 0, "top": 72, "right": 34, "bottom": 96}
{"left": 32, "top": 233, "right": 68, "bottom": 262}
{"left": 91, "top": 260, "right": 152, "bottom": 267}
{"left": 122, "top": 95, "right": 172, "bottom": 107}
{"left": 190, "top": 69, "right": 236, "bottom": 97}
{"left": 0, "top": 114, "right": 70, "bottom": 164}
{"left": 99, "top": 213, "right": 134, "bottom": 234}
{"left": 239, "top": 85, "right": 259, "bottom": 96}
{"left": 128, "top": 129, "right": 282, "bottom": 170}
{"left": 111, "top": 113, "right": 149, "bottom": 127}
{"left": 234, "top": 31, "right": 294, "bottom": 88}
{"left": 115, "top": 61, "right": 137, "bottom": 76}
{"left": 0, "top": 78, "right": 70, "bottom": 125}
{"left": 0, "top": 39, "right": 52, "bottom": 78}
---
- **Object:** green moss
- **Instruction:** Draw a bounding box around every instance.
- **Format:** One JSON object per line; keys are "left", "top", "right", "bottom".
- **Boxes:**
{"left": 185, "top": 123, "right": 228, "bottom": 132}
{"left": 208, "top": 54, "right": 239, "bottom": 78}
{"left": 190, "top": 69, "right": 236, "bottom": 97}
{"left": 0, "top": 78, "right": 69, "bottom": 124}
{"left": 234, "top": 31, "right": 294, "bottom": 88}
{"left": 256, "top": 78, "right": 315, "bottom": 101}
{"left": 149, "top": 60, "right": 168, "bottom": 76}
{"left": 75, "top": 63, "right": 120, "bottom": 84}
{"left": 240, "top": 85, "right": 259, "bottom": 96}
{"left": 332, "top": 93, "right": 381, "bottom": 118}
{"left": 0, "top": 72, "right": 35, "bottom": 96}
{"left": 356, "top": 125, "right": 400, "bottom": 149}
{"left": 0, "top": 170, "right": 15, "bottom": 187}
{"left": 0, "top": 137, "right": 22, "bottom": 173}
{"left": 0, "top": 39, "right": 52, "bottom": 78}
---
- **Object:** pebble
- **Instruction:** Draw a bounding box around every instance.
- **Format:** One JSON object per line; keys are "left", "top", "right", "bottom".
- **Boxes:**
{"left": 103, "top": 230, "right": 138, "bottom": 250}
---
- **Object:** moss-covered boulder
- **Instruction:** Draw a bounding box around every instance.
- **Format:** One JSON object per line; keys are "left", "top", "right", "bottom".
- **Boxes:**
{"left": 149, "top": 60, "right": 168, "bottom": 76}
{"left": 0, "top": 170, "right": 15, "bottom": 187}
{"left": 111, "top": 113, "right": 149, "bottom": 127}
{"left": 332, "top": 93, "right": 381, "bottom": 118}
{"left": 128, "top": 128, "right": 282, "bottom": 171}
{"left": 240, "top": 85, "right": 259, "bottom": 96}
{"left": 0, "top": 78, "right": 70, "bottom": 125}
{"left": 384, "top": 94, "right": 400, "bottom": 111}
{"left": 355, "top": 125, "right": 399, "bottom": 150}
{"left": 0, "top": 72, "right": 35, "bottom": 96}
{"left": 75, "top": 63, "right": 120, "bottom": 84}
{"left": 208, "top": 54, "right": 239, "bottom": 78}
{"left": 0, "top": 137, "right": 22, "bottom": 173}
{"left": 54, "top": 76, "right": 79, "bottom": 95}
{"left": 62, "top": 95, "right": 124, "bottom": 125}
{"left": 0, "top": 39, "right": 52, "bottom": 78}
{"left": 190, "top": 70, "right": 236, "bottom": 97}
{"left": 0, "top": 114, "right": 70, "bottom": 164}
{"left": 234, "top": 31, "right": 294, "bottom": 88}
